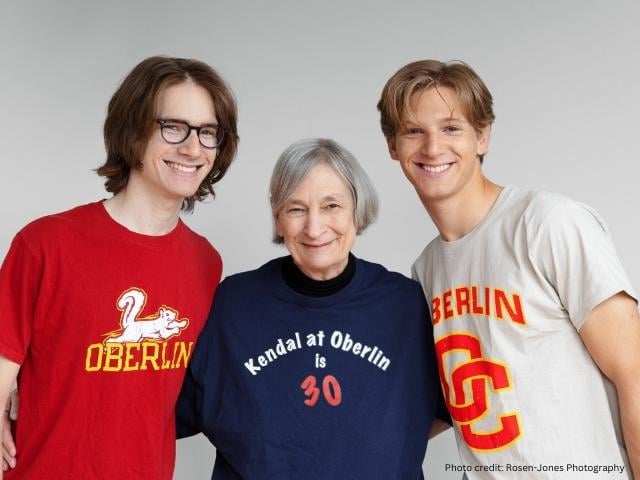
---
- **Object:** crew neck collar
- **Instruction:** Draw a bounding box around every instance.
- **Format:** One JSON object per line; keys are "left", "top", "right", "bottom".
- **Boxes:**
{"left": 437, "top": 185, "right": 513, "bottom": 249}
{"left": 281, "top": 253, "right": 356, "bottom": 297}
{"left": 271, "top": 254, "right": 364, "bottom": 307}
{"left": 95, "top": 200, "right": 185, "bottom": 248}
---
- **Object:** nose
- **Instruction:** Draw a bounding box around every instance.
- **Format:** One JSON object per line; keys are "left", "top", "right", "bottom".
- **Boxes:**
{"left": 420, "top": 132, "right": 442, "bottom": 158}
{"left": 178, "top": 130, "right": 202, "bottom": 157}
{"left": 304, "top": 209, "right": 325, "bottom": 239}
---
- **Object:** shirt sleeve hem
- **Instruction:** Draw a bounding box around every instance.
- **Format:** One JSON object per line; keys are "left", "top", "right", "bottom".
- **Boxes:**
{"left": 575, "top": 287, "right": 638, "bottom": 332}
{"left": 0, "top": 342, "right": 25, "bottom": 365}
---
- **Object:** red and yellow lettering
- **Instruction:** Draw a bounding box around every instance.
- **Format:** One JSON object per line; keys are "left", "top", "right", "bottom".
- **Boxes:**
{"left": 471, "top": 286, "right": 484, "bottom": 315}
{"left": 443, "top": 290, "right": 454, "bottom": 319}
{"left": 484, "top": 286, "right": 491, "bottom": 317}
{"left": 494, "top": 290, "right": 526, "bottom": 325}
{"left": 432, "top": 285, "right": 526, "bottom": 326}
{"left": 455, "top": 287, "right": 470, "bottom": 316}
{"left": 460, "top": 414, "right": 521, "bottom": 451}
{"left": 432, "top": 296, "right": 442, "bottom": 325}
{"left": 436, "top": 333, "right": 521, "bottom": 452}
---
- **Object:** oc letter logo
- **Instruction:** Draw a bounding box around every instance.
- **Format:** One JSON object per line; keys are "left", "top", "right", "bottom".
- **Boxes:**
{"left": 436, "top": 333, "right": 521, "bottom": 451}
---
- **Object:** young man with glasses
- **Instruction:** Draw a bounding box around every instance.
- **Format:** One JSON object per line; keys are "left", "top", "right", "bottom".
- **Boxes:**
{"left": 378, "top": 60, "right": 639, "bottom": 478}
{"left": 0, "top": 56, "right": 238, "bottom": 479}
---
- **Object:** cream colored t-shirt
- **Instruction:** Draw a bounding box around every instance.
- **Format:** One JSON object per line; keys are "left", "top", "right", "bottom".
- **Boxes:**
{"left": 413, "top": 186, "right": 636, "bottom": 479}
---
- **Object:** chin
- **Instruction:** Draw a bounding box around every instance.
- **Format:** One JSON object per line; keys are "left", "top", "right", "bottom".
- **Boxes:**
{"left": 168, "top": 181, "right": 205, "bottom": 200}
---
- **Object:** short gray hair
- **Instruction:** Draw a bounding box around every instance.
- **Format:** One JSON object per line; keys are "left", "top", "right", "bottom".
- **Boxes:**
{"left": 270, "top": 138, "right": 379, "bottom": 243}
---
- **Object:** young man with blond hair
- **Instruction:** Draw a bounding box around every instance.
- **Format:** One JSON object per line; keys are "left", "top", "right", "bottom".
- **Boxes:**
{"left": 378, "top": 60, "right": 639, "bottom": 478}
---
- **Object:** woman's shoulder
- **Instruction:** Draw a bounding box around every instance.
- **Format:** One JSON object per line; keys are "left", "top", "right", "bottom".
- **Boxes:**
{"left": 218, "top": 257, "right": 285, "bottom": 291}
{"left": 355, "top": 257, "right": 424, "bottom": 297}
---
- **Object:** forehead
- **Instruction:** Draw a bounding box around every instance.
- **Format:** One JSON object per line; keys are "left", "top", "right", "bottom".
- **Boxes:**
{"left": 289, "top": 163, "right": 352, "bottom": 199}
{"left": 407, "top": 85, "right": 470, "bottom": 123}
{"left": 156, "top": 80, "right": 217, "bottom": 122}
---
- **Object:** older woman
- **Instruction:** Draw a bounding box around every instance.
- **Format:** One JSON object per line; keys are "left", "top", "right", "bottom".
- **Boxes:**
{"left": 177, "top": 138, "right": 448, "bottom": 479}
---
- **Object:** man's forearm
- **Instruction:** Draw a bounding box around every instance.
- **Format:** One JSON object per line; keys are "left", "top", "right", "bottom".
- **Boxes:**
{"left": 579, "top": 293, "right": 640, "bottom": 478}
{"left": 0, "top": 356, "right": 20, "bottom": 479}
{"left": 618, "top": 381, "right": 640, "bottom": 479}
{"left": 0, "top": 357, "right": 19, "bottom": 420}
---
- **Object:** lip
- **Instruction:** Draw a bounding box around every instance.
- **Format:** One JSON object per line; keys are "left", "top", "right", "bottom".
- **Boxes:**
{"left": 414, "top": 161, "right": 455, "bottom": 177}
{"left": 301, "top": 240, "right": 334, "bottom": 249}
{"left": 163, "top": 159, "right": 204, "bottom": 174}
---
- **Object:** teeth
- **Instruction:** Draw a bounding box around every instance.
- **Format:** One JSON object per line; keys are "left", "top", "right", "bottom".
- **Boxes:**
{"left": 422, "top": 163, "right": 451, "bottom": 173}
{"left": 166, "top": 161, "right": 197, "bottom": 173}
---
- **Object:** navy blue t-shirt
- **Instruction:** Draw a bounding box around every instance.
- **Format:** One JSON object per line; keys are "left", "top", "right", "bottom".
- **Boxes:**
{"left": 177, "top": 256, "right": 447, "bottom": 479}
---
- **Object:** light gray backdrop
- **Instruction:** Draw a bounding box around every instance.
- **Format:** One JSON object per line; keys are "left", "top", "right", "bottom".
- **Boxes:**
{"left": 1, "top": 1, "right": 638, "bottom": 479}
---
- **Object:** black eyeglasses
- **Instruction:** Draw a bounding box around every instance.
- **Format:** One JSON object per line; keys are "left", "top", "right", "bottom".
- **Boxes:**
{"left": 156, "top": 118, "right": 225, "bottom": 149}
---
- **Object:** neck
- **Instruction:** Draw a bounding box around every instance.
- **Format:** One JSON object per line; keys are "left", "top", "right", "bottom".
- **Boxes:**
{"left": 103, "top": 185, "right": 182, "bottom": 236}
{"left": 423, "top": 175, "right": 502, "bottom": 242}
{"left": 283, "top": 253, "right": 356, "bottom": 297}
{"left": 296, "top": 257, "right": 350, "bottom": 281}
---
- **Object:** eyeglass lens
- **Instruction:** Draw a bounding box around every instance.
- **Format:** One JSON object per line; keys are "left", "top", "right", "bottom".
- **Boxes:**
{"left": 159, "top": 120, "right": 223, "bottom": 148}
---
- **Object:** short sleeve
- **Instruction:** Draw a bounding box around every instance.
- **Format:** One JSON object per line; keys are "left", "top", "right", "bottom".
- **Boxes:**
{"left": 0, "top": 234, "right": 44, "bottom": 363}
{"left": 432, "top": 357, "right": 452, "bottom": 426}
{"left": 175, "top": 281, "right": 227, "bottom": 441}
{"left": 176, "top": 356, "right": 205, "bottom": 438}
{"left": 421, "top": 301, "right": 452, "bottom": 425}
{"left": 533, "top": 201, "right": 636, "bottom": 330}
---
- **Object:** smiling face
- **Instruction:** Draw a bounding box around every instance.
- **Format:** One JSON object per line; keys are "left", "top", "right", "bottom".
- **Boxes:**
{"left": 130, "top": 81, "right": 217, "bottom": 206}
{"left": 275, "top": 162, "right": 357, "bottom": 281}
{"left": 388, "top": 86, "right": 489, "bottom": 206}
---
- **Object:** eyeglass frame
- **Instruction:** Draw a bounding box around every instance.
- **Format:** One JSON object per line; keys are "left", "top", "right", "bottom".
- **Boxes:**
{"left": 156, "top": 118, "right": 226, "bottom": 149}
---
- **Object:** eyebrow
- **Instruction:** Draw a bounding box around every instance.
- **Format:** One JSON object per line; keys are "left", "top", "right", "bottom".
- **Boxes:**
{"left": 159, "top": 117, "right": 219, "bottom": 127}
{"left": 404, "top": 116, "right": 468, "bottom": 127}
{"left": 321, "top": 194, "right": 348, "bottom": 202}
{"left": 286, "top": 193, "right": 348, "bottom": 204}
{"left": 442, "top": 116, "right": 467, "bottom": 123}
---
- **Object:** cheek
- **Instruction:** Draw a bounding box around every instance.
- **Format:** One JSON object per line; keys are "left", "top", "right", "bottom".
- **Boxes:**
{"left": 142, "top": 137, "right": 170, "bottom": 163}
{"left": 138, "top": 146, "right": 155, "bottom": 168}
{"left": 202, "top": 151, "right": 217, "bottom": 173}
{"left": 393, "top": 143, "right": 408, "bottom": 162}
{"left": 399, "top": 139, "right": 420, "bottom": 157}
{"left": 279, "top": 220, "right": 302, "bottom": 244}
{"left": 338, "top": 217, "right": 357, "bottom": 240}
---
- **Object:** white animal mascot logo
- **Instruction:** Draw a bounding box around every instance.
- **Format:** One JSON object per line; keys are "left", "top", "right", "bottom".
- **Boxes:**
{"left": 103, "top": 288, "right": 189, "bottom": 343}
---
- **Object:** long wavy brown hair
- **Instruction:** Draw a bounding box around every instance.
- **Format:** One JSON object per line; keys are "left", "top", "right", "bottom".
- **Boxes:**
{"left": 97, "top": 56, "right": 239, "bottom": 212}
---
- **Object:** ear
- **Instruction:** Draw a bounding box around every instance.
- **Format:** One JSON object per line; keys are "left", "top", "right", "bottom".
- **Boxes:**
{"left": 270, "top": 197, "right": 284, "bottom": 238}
{"left": 477, "top": 125, "right": 491, "bottom": 157}
{"left": 274, "top": 212, "right": 283, "bottom": 238}
{"left": 386, "top": 136, "right": 400, "bottom": 161}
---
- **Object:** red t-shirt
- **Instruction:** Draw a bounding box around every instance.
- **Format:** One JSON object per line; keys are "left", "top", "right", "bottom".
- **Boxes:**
{"left": 0, "top": 202, "right": 221, "bottom": 479}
